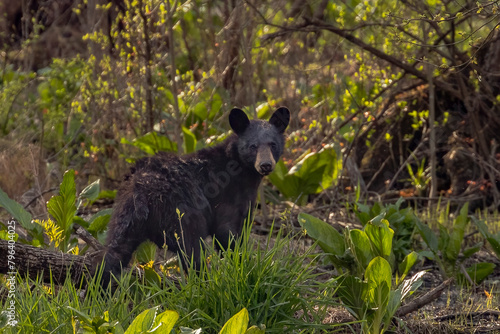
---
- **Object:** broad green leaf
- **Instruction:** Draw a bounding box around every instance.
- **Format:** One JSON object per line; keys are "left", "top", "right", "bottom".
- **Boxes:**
{"left": 79, "top": 179, "right": 100, "bottom": 202}
{"left": 298, "top": 213, "right": 345, "bottom": 256}
{"left": 365, "top": 221, "right": 394, "bottom": 258}
{"left": 219, "top": 308, "right": 249, "bottom": 334}
{"left": 73, "top": 216, "right": 89, "bottom": 229}
{"left": 124, "top": 308, "right": 156, "bottom": 333}
{"left": 337, "top": 276, "right": 369, "bottom": 320}
{"left": 182, "top": 126, "right": 197, "bottom": 153}
{"left": 135, "top": 241, "right": 158, "bottom": 264}
{"left": 460, "top": 262, "right": 496, "bottom": 285}
{"left": 397, "top": 251, "right": 419, "bottom": 284}
{"left": 245, "top": 325, "right": 265, "bottom": 334}
{"left": 288, "top": 146, "right": 339, "bottom": 195}
{"left": 354, "top": 201, "right": 384, "bottom": 226}
{"left": 87, "top": 214, "right": 111, "bottom": 235}
{"left": 355, "top": 202, "right": 370, "bottom": 215}
{"left": 475, "top": 218, "right": 492, "bottom": 239}
{"left": 371, "top": 202, "right": 383, "bottom": 217}
{"left": 463, "top": 242, "right": 482, "bottom": 259}
{"left": 150, "top": 310, "right": 179, "bottom": 333}
{"left": 47, "top": 170, "right": 77, "bottom": 250}
{"left": 484, "top": 236, "right": 500, "bottom": 258}
{"left": 445, "top": 203, "right": 469, "bottom": 262}
{"left": 59, "top": 170, "right": 76, "bottom": 199}
{"left": 90, "top": 310, "right": 109, "bottom": 327}
{"left": 89, "top": 208, "right": 113, "bottom": 222}
{"left": 122, "top": 131, "right": 177, "bottom": 154}
{"left": 438, "top": 224, "right": 450, "bottom": 251}
{"left": 415, "top": 218, "right": 439, "bottom": 253}
{"left": 385, "top": 211, "right": 405, "bottom": 226}
{"left": 349, "top": 229, "right": 373, "bottom": 271}
{"left": 387, "top": 289, "right": 403, "bottom": 322}
{"left": 269, "top": 146, "right": 340, "bottom": 202}
{"left": 0, "top": 186, "right": 34, "bottom": 231}
{"left": 143, "top": 267, "right": 161, "bottom": 286}
{"left": 365, "top": 257, "right": 392, "bottom": 308}
{"left": 268, "top": 160, "right": 297, "bottom": 199}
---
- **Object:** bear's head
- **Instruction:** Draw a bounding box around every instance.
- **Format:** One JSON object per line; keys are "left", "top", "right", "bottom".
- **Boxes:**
{"left": 229, "top": 107, "right": 290, "bottom": 176}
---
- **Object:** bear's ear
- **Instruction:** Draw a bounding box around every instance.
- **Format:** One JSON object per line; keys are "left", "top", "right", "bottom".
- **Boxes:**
{"left": 269, "top": 107, "right": 290, "bottom": 134}
{"left": 229, "top": 108, "right": 250, "bottom": 135}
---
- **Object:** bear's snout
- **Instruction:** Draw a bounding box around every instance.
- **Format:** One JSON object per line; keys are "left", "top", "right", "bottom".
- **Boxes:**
{"left": 259, "top": 161, "right": 273, "bottom": 175}
{"left": 255, "top": 145, "right": 276, "bottom": 175}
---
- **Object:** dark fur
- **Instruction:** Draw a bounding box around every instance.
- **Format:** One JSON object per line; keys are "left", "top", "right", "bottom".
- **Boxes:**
{"left": 102, "top": 107, "right": 290, "bottom": 282}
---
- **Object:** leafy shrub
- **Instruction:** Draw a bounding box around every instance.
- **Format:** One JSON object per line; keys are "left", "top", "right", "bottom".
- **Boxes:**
{"left": 269, "top": 145, "right": 340, "bottom": 205}
{"left": 298, "top": 212, "right": 424, "bottom": 334}
{"left": 354, "top": 198, "right": 417, "bottom": 265}
{"left": 0, "top": 170, "right": 110, "bottom": 252}
{"left": 415, "top": 203, "right": 494, "bottom": 284}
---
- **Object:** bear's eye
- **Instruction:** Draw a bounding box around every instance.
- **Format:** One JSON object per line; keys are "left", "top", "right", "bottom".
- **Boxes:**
{"left": 249, "top": 144, "right": 258, "bottom": 150}
{"left": 270, "top": 142, "right": 277, "bottom": 149}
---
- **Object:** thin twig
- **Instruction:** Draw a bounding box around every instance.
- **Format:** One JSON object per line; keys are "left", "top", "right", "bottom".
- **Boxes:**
{"left": 23, "top": 187, "right": 58, "bottom": 209}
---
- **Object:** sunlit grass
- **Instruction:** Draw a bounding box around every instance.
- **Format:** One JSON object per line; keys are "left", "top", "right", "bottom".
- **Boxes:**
{"left": 1, "top": 223, "right": 341, "bottom": 333}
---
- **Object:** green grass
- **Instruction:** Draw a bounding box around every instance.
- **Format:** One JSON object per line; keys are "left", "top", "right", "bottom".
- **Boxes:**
{"left": 1, "top": 223, "right": 341, "bottom": 333}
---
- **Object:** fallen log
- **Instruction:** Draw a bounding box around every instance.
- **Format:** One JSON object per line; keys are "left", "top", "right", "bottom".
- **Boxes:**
{"left": 0, "top": 239, "right": 93, "bottom": 285}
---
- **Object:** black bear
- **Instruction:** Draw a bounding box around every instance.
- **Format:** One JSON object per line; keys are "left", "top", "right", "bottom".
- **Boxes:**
{"left": 102, "top": 107, "right": 290, "bottom": 282}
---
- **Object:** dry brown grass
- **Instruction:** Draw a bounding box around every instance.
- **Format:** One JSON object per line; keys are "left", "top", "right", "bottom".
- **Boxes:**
{"left": 0, "top": 139, "right": 54, "bottom": 218}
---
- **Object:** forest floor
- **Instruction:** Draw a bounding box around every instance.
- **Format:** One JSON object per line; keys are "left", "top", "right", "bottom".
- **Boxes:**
{"left": 252, "top": 204, "right": 500, "bottom": 334}
{"left": 326, "top": 256, "right": 500, "bottom": 333}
